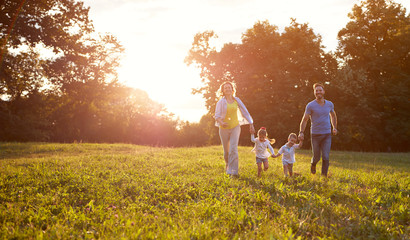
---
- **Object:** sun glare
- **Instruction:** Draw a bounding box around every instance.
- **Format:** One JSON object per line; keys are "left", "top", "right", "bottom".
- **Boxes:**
{"left": 84, "top": 3, "right": 210, "bottom": 122}
{"left": 118, "top": 46, "right": 206, "bottom": 122}
{"left": 84, "top": 0, "right": 410, "bottom": 122}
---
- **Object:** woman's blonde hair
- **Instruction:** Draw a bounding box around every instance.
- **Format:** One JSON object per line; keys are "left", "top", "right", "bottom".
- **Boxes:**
{"left": 258, "top": 127, "right": 275, "bottom": 144}
{"left": 217, "top": 81, "right": 236, "bottom": 98}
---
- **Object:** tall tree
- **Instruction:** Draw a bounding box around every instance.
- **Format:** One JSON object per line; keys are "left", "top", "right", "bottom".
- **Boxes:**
{"left": 0, "top": 0, "right": 94, "bottom": 140}
{"left": 47, "top": 33, "right": 125, "bottom": 142}
{"left": 1, "top": 0, "right": 93, "bottom": 96}
{"left": 0, "top": 0, "right": 190, "bottom": 145}
{"left": 336, "top": 0, "right": 410, "bottom": 151}
{"left": 186, "top": 20, "right": 335, "bottom": 146}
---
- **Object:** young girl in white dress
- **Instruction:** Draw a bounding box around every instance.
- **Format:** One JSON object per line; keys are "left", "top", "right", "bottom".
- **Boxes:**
{"left": 251, "top": 127, "right": 276, "bottom": 177}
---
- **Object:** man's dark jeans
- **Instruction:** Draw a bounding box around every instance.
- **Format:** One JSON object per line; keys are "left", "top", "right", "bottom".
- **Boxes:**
{"left": 311, "top": 133, "right": 332, "bottom": 176}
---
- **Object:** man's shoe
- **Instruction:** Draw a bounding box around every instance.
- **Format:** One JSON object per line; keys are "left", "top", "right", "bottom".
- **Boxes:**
{"left": 311, "top": 165, "right": 316, "bottom": 174}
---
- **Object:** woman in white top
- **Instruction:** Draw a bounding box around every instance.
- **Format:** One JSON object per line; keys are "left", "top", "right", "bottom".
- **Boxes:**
{"left": 214, "top": 81, "right": 255, "bottom": 176}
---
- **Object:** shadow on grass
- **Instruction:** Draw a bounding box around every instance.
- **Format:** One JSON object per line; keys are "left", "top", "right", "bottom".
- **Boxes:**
{"left": 0, "top": 142, "right": 144, "bottom": 160}
{"left": 0, "top": 142, "right": 85, "bottom": 160}
{"left": 296, "top": 150, "right": 410, "bottom": 173}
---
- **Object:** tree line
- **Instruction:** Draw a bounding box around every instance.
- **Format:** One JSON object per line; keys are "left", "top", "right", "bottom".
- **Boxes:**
{"left": 1, "top": 0, "right": 409, "bottom": 151}
{"left": 186, "top": 0, "right": 409, "bottom": 152}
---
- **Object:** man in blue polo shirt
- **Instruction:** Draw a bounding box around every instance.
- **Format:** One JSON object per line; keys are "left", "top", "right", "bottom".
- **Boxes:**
{"left": 298, "top": 83, "right": 338, "bottom": 177}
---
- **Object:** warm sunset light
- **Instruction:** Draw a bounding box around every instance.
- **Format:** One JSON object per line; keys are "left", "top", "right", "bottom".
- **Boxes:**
{"left": 81, "top": 0, "right": 409, "bottom": 123}
{"left": 84, "top": 0, "right": 410, "bottom": 123}
{"left": 2, "top": 0, "right": 409, "bottom": 238}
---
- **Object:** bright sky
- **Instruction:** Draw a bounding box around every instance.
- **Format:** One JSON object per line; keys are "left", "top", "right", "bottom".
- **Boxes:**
{"left": 82, "top": 0, "right": 409, "bottom": 123}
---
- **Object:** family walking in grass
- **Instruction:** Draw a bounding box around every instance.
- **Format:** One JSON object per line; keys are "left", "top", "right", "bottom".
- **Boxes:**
{"left": 214, "top": 81, "right": 337, "bottom": 178}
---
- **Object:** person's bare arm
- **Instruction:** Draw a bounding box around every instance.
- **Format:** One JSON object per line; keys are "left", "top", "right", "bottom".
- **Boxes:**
{"left": 272, "top": 153, "right": 281, "bottom": 158}
{"left": 330, "top": 110, "right": 338, "bottom": 135}
{"left": 249, "top": 124, "right": 255, "bottom": 134}
{"left": 299, "top": 113, "right": 310, "bottom": 140}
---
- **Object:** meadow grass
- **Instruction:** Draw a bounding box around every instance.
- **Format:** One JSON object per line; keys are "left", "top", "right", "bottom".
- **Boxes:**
{"left": 0, "top": 142, "right": 409, "bottom": 239}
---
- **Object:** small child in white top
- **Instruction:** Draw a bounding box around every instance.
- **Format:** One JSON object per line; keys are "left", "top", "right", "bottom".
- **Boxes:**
{"left": 251, "top": 127, "right": 276, "bottom": 177}
{"left": 272, "top": 133, "right": 303, "bottom": 177}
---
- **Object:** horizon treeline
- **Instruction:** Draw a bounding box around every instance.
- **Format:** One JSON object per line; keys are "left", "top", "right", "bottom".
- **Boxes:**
{"left": 1, "top": 0, "right": 409, "bottom": 151}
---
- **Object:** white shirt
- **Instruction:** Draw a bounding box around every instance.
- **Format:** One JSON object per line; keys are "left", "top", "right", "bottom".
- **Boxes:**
{"left": 278, "top": 143, "right": 300, "bottom": 164}
{"left": 251, "top": 134, "right": 275, "bottom": 158}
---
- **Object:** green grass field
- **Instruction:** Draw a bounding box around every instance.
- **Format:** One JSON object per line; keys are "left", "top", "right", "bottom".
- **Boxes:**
{"left": 0, "top": 142, "right": 409, "bottom": 239}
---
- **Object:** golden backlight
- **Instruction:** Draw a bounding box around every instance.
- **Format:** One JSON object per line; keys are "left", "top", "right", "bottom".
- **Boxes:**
{"left": 83, "top": 0, "right": 409, "bottom": 122}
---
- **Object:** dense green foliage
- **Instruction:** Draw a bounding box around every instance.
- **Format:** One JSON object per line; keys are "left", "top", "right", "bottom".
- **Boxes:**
{"left": 186, "top": 0, "right": 410, "bottom": 151}
{"left": 0, "top": 142, "right": 408, "bottom": 239}
{"left": 335, "top": 0, "right": 410, "bottom": 151}
{"left": 1, "top": 0, "right": 409, "bottom": 151}
{"left": 0, "top": 0, "right": 195, "bottom": 145}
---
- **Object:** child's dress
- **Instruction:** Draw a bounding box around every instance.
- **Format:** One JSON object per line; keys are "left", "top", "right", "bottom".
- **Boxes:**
{"left": 278, "top": 143, "right": 300, "bottom": 165}
{"left": 251, "top": 134, "right": 275, "bottom": 159}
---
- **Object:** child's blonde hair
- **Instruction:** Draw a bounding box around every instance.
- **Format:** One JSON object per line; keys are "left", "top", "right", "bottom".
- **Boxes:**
{"left": 288, "top": 133, "right": 298, "bottom": 140}
{"left": 258, "top": 127, "right": 275, "bottom": 144}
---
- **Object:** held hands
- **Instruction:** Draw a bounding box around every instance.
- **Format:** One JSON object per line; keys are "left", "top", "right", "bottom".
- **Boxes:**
{"left": 249, "top": 124, "right": 255, "bottom": 134}
{"left": 298, "top": 132, "right": 304, "bottom": 141}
